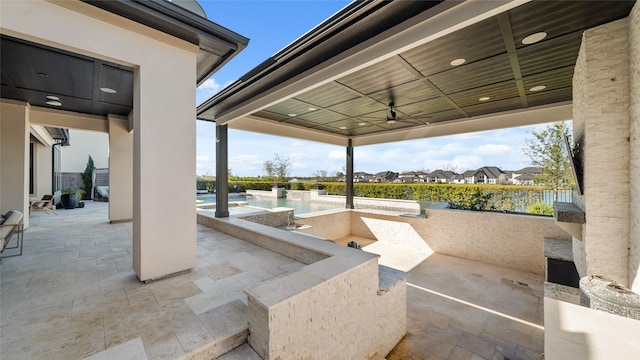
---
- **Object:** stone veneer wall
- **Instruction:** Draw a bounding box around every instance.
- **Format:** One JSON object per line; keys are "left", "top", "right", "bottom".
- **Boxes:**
{"left": 296, "top": 208, "right": 568, "bottom": 275}
{"left": 246, "top": 259, "right": 406, "bottom": 359}
{"left": 572, "top": 17, "right": 632, "bottom": 286}
{"left": 293, "top": 210, "right": 353, "bottom": 240}
{"left": 197, "top": 213, "right": 407, "bottom": 359}
{"left": 383, "top": 209, "right": 566, "bottom": 275}
{"left": 628, "top": 2, "right": 640, "bottom": 293}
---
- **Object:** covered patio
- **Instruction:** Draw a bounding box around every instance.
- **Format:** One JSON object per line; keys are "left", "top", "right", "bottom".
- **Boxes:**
{"left": 1, "top": 202, "right": 544, "bottom": 360}
{"left": 2, "top": 0, "right": 639, "bottom": 358}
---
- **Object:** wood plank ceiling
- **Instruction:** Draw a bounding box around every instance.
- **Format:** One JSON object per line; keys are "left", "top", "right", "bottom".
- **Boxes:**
{"left": 245, "top": 1, "right": 635, "bottom": 138}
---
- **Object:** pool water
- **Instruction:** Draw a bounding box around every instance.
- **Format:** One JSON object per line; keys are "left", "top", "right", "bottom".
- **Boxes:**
{"left": 197, "top": 194, "right": 341, "bottom": 214}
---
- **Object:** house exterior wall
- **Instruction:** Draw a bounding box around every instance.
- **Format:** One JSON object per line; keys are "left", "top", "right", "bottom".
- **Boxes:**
{"left": 2, "top": 0, "right": 199, "bottom": 281}
{"left": 572, "top": 17, "right": 632, "bottom": 286}
{"left": 32, "top": 139, "right": 53, "bottom": 200}
{"left": 59, "top": 129, "right": 108, "bottom": 173}
{"left": 108, "top": 116, "right": 133, "bottom": 223}
{"left": 628, "top": 2, "right": 640, "bottom": 293}
{"left": 0, "top": 101, "right": 30, "bottom": 228}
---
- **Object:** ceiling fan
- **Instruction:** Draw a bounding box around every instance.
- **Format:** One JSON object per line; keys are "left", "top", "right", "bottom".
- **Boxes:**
{"left": 364, "top": 101, "right": 432, "bottom": 125}
{"left": 359, "top": 88, "right": 432, "bottom": 126}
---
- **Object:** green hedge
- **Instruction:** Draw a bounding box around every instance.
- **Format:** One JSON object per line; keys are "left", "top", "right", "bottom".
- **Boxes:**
{"left": 316, "top": 182, "right": 551, "bottom": 213}
{"left": 197, "top": 180, "right": 556, "bottom": 215}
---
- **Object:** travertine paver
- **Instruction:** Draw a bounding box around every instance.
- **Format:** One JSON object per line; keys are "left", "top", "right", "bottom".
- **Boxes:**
{"left": 386, "top": 253, "right": 544, "bottom": 360}
{"left": 0, "top": 201, "right": 302, "bottom": 360}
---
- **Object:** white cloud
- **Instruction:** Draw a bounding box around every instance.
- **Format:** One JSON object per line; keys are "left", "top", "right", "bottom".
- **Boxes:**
{"left": 290, "top": 141, "right": 307, "bottom": 147}
{"left": 196, "top": 78, "right": 224, "bottom": 105}
{"left": 198, "top": 78, "right": 222, "bottom": 92}
{"left": 475, "top": 144, "right": 511, "bottom": 156}
{"left": 451, "top": 155, "right": 483, "bottom": 171}
{"left": 230, "top": 154, "right": 262, "bottom": 165}
{"left": 329, "top": 149, "right": 343, "bottom": 160}
{"left": 196, "top": 155, "right": 213, "bottom": 162}
{"left": 290, "top": 152, "right": 314, "bottom": 160}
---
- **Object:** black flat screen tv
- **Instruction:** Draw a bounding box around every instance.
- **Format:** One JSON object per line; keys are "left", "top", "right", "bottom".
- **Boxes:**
{"left": 564, "top": 135, "right": 583, "bottom": 195}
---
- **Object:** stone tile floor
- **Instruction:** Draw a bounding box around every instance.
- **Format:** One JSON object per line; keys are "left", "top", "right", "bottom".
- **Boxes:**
{"left": 0, "top": 201, "right": 303, "bottom": 359}
{"left": 1, "top": 201, "right": 544, "bottom": 360}
{"left": 386, "top": 252, "right": 544, "bottom": 360}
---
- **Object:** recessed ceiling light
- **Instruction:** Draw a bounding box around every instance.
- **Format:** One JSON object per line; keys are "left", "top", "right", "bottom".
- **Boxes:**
{"left": 359, "top": 122, "right": 366, "bottom": 126}
{"left": 46, "top": 100, "right": 62, "bottom": 107}
{"left": 100, "top": 87, "right": 117, "bottom": 94}
{"left": 522, "top": 32, "right": 547, "bottom": 45}
{"left": 479, "top": 97, "right": 491, "bottom": 102}
{"left": 46, "top": 95, "right": 60, "bottom": 101}
{"left": 450, "top": 58, "right": 466, "bottom": 66}
{"left": 529, "top": 85, "right": 547, "bottom": 92}
{"left": 288, "top": 113, "right": 297, "bottom": 117}
{"left": 308, "top": 107, "right": 317, "bottom": 111}
{"left": 425, "top": 122, "right": 430, "bottom": 125}
{"left": 387, "top": 119, "right": 397, "bottom": 124}
{"left": 339, "top": 126, "right": 347, "bottom": 130}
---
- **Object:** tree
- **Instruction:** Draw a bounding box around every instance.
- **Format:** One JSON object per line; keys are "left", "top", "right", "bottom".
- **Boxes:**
{"left": 313, "top": 170, "right": 328, "bottom": 181}
{"left": 263, "top": 154, "right": 290, "bottom": 184}
{"left": 81, "top": 155, "right": 94, "bottom": 200}
{"left": 522, "top": 121, "right": 574, "bottom": 200}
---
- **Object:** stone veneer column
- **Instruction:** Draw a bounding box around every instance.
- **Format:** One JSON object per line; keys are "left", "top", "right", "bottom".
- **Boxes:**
{"left": 628, "top": 3, "right": 640, "bottom": 293}
{"left": 572, "top": 18, "right": 631, "bottom": 286}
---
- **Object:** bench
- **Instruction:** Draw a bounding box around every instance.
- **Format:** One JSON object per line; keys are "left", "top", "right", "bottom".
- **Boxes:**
{"left": 1, "top": 210, "right": 24, "bottom": 258}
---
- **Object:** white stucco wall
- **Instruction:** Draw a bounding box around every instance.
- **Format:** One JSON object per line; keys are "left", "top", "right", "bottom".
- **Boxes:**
{"left": 108, "top": 116, "right": 133, "bottom": 222}
{"left": 32, "top": 139, "right": 53, "bottom": 199}
{"left": 59, "top": 129, "right": 108, "bottom": 172}
{"left": 0, "top": 101, "right": 30, "bottom": 228}
{"left": 2, "top": 0, "right": 198, "bottom": 281}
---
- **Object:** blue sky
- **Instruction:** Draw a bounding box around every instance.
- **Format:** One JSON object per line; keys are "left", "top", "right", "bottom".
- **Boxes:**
{"left": 194, "top": 0, "right": 548, "bottom": 177}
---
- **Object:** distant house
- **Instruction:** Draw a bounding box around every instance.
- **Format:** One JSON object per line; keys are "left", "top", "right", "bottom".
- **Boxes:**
{"left": 464, "top": 166, "right": 508, "bottom": 184}
{"left": 373, "top": 171, "right": 398, "bottom": 183}
{"left": 397, "top": 171, "right": 428, "bottom": 183}
{"left": 427, "top": 170, "right": 458, "bottom": 183}
{"left": 451, "top": 173, "right": 466, "bottom": 184}
{"left": 354, "top": 172, "right": 374, "bottom": 182}
{"left": 511, "top": 167, "right": 541, "bottom": 185}
{"left": 396, "top": 172, "right": 416, "bottom": 183}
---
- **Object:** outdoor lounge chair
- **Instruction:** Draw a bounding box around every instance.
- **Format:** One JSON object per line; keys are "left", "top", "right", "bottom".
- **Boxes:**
{"left": 31, "top": 194, "right": 57, "bottom": 215}
{"left": 1, "top": 210, "right": 24, "bottom": 258}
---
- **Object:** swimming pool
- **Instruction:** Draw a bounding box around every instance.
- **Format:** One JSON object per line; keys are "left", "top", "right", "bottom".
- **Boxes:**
{"left": 196, "top": 194, "right": 342, "bottom": 214}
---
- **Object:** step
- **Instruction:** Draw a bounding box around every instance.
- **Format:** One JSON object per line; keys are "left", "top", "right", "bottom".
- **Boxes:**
{"left": 182, "top": 299, "right": 249, "bottom": 360}
{"left": 215, "top": 343, "right": 261, "bottom": 360}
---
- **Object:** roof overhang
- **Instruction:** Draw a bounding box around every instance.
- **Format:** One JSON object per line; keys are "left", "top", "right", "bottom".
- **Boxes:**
{"left": 1, "top": 0, "right": 248, "bottom": 121}
{"left": 197, "top": 0, "right": 635, "bottom": 146}
{"left": 82, "top": 0, "right": 249, "bottom": 86}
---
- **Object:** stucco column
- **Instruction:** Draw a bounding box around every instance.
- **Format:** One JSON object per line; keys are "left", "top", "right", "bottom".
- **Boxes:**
{"left": 108, "top": 115, "right": 133, "bottom": 223}
{"left": 132, "top": 56, "right": 197, "bottom": 281}
{"left": 346, "top": 139, "right": 354, "bottom": 209}
{"left": 0, "top": 101, "right": 30, "bottom": 228}
{"left": 215, "top": 124, "right": 229, "bottom": 218}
